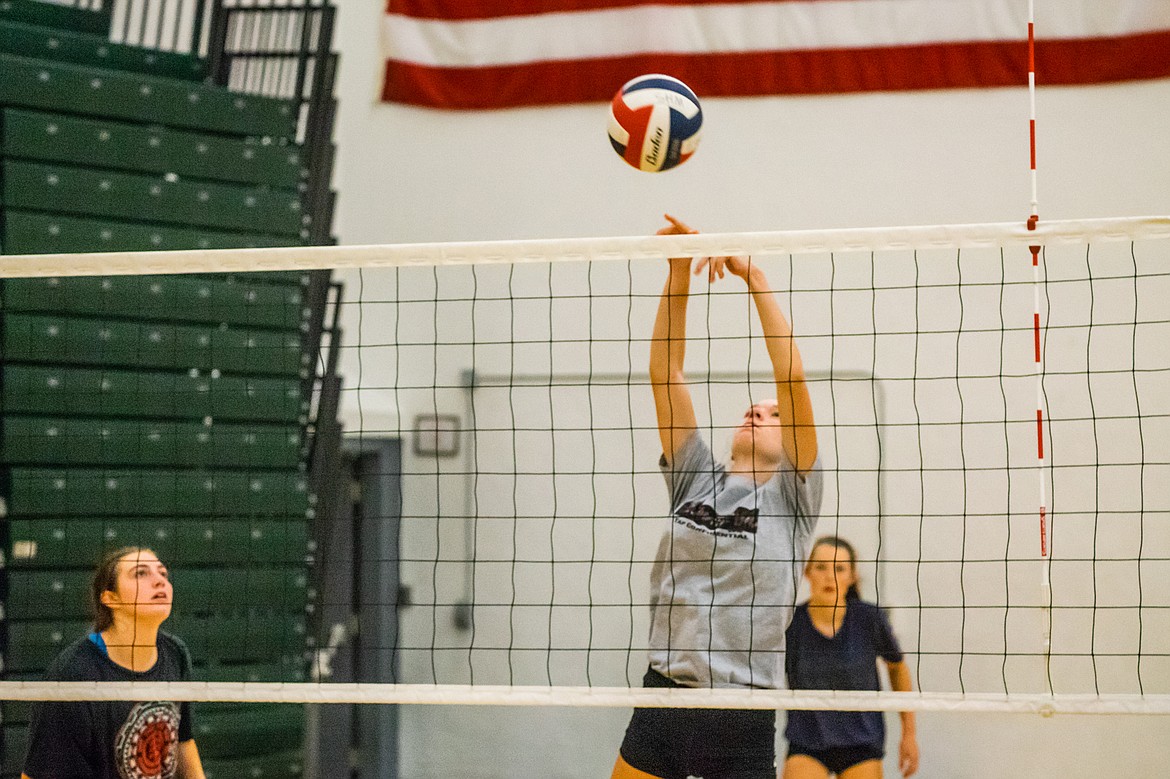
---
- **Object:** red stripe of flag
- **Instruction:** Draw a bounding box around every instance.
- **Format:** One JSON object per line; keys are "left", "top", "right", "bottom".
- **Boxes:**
{"left": 383, "top": 31, "right": 1170, "bottom": 108}
{"left": 388, "top": 0, "right": 807, "bottom": 20}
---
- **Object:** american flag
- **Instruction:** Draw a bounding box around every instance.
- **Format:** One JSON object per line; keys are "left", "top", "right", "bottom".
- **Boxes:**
{"left": 381, "top": 0, "right": 1170, "bottom": 109}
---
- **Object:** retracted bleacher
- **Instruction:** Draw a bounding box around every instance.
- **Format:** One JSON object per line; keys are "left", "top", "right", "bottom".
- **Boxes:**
{"left": 0, "top": 1, "right": 339, "bottom": 776}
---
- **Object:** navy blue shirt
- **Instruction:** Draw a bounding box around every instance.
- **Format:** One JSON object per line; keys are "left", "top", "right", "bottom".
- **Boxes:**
{"left": 784, "top": 600, "right": 903, "bottom": 751}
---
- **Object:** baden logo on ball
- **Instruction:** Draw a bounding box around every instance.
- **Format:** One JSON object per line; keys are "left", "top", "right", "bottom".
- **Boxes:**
{"left": 608, "top": 74, "right": 703, "bottom": 172}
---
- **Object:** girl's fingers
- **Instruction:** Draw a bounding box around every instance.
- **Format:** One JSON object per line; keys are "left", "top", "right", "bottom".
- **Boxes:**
{"left": 695, "top": 256, "right": 736, "bottom": 283}
{"left": 701, "top": 256, "right": 726, "bottom": 282}
{"left": 663, "top": 214, "right": 696, "bottom": 234}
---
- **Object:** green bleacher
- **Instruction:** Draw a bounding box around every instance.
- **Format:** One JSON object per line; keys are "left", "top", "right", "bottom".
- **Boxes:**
{"left": 2, "top": 159, "right": 306, "bottom": 235}
{"left": 1, "top": 416, "right": 304, "bottom": 468}
{"left": 6, "top": 517, "right": 312, "bottom": 567}
{"left": 202, "top": 749, "right": 305, "bottom": 779}
{"left": 2, "top": 209, "right": 302, "bottom": 253}
{"left": 0, "top": 1, "right": 328, "bottom": 776}
{"left": 0, "top": 54, "right": 296, "bottom": 136}
{"left": 0, "top": 19, "right": 208, "bottom": 80}
{"left": 5, "top": 567, "right": 310, "bottom": 620}
{"left": 2, "top": 274, "right": 309, "bottom": 329}
{"left": 0, "top": 0, "right": 112, "bottom": 36}
{"left": 3, "top": 313, "right": 307, "bottom": 374}
{"left": 1, "top": 365, "right": 308, "bottom": 421}
{"left": 3, "top": 109, "right": 304, "bottom": 188}
{"left": 197, "top": 704, "right": 305, "bottom": 757}
{"left": 6, "top": 467, "right": 311, "bottom": 517}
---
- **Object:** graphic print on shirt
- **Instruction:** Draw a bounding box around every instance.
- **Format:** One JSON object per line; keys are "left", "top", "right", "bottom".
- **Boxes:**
{"left": 114, "top": 701, "right": 180, "bottom": 779}
{"left": 675, "top": 500, "right": 759, "bottom": 538}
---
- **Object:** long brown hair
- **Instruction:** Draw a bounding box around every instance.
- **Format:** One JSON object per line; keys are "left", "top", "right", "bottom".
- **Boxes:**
{"left": 810, "top": 535, "right": 861, "bottom": 601}
{"left": 90, "top": 546, "right": 153, "bottom": 632}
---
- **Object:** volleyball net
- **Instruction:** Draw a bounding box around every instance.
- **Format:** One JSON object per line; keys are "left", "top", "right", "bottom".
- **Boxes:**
{"left": 2, "top": 216, "right": 1170, "bottom": 715}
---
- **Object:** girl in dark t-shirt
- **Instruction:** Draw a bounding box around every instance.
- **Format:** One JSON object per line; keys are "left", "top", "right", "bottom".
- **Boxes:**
{"left": 22, "top": 547, "right": 205, "bottom": 779}
{"left": 783, "top": 536, "right": 919, "bottom": 778}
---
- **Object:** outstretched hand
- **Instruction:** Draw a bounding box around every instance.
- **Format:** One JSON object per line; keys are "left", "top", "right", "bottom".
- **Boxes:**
{"left": 657, "top": 213, "right": 696, "bottom": 236}
{"left": 695, "top": 254, "right": 753, "bottom": 283}
{"left": 658, "top": 214, "right": 753, "bottom": 283}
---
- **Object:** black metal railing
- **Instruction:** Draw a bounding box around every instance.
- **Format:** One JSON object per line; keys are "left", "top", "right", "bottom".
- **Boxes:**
{"left": 206, "top": 1, "right": 338, "bottom": 246}
{"left": 304, "top": 279, "right": 346, "bottom": 647}
{"left": 37, "top": 0, "right": 339, "bottom": 245}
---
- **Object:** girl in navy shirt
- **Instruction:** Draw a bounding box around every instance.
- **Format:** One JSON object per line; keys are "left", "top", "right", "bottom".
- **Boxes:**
{"left": 783, "top": 536, "right": 919, "bottom": 778}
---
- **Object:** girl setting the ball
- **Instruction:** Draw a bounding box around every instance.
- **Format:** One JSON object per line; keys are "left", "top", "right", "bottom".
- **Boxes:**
{"left": 612, "top": 215, "right": 823, "bottom": 779}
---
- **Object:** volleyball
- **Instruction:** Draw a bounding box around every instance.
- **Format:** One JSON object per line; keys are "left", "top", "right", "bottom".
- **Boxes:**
{"left": 607, "top": 74, "right": 703, "bottom": 172}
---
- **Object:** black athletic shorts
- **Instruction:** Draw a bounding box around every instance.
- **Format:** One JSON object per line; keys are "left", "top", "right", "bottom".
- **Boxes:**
{"left": 787, "top": 743, "right": 885, "bottom": 775}
{"left": 618, "top": 667, "right": 777, "bottom": 779}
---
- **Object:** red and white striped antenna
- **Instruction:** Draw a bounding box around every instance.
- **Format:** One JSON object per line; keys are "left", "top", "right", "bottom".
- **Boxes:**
{"left": 1026, "top": 0, "right": 1052, "bottom": 655}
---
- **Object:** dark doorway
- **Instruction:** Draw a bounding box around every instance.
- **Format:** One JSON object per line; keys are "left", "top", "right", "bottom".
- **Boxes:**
{"left": 310, "top": 438, "right": 402, "bottom": 778}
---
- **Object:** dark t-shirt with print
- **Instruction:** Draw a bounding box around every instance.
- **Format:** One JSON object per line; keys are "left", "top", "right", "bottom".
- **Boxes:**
{"left": 23, "top": 631, "right": 195, "bottom": 779}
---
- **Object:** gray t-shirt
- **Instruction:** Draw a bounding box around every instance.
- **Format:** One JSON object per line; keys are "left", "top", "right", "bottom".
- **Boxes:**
{"left": 648, "top": 430, "right": 823, "bottom": 689}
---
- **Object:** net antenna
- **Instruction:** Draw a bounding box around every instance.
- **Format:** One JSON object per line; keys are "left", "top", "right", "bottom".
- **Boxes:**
{"left": 1026, "top": 0, "right": 1053, "bottom": 659}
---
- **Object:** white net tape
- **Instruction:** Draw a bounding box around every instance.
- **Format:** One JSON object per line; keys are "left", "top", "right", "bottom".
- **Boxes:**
{"left": 1, "top": 681, "right": 1168, "bottom": 714}
{"left": 1, "top": 216, "right": 1168, "bottom": 277}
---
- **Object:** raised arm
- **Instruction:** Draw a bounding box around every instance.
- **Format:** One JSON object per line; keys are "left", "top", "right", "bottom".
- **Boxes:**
{"left": 649, "top": 216, "right": 698, "bottom": 463}
{"left": 696, "top": 254, "right": 817, "bottom": 474}
{"left": 745, "top": 264, "right": 817, "bottom": 474}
